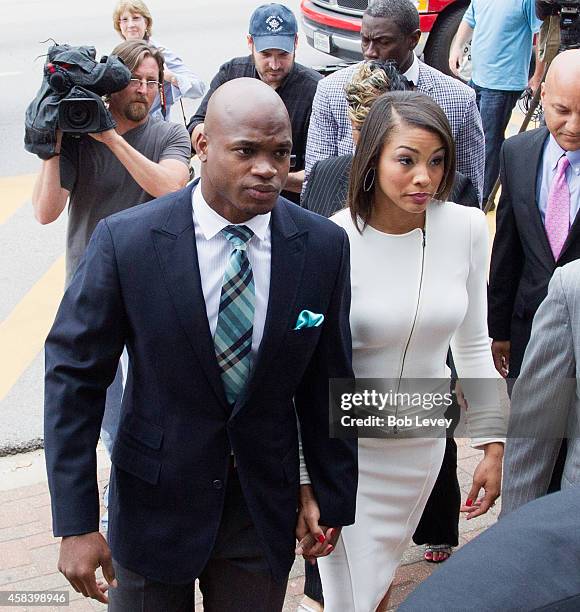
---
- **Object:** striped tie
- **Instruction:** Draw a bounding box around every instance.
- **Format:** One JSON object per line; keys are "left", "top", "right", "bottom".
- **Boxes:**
{"left": 214, "top": 225, "right": 255, "bottom": 405}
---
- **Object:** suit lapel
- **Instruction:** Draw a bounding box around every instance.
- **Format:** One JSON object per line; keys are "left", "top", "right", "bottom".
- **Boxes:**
{"left": 522, "top": 128, "right": 554, "bottom": 265}
{"left": 151, "top": 180, "right": 229, "bottom": 413}
{"left": 336, "top": 156, "right": 351, "bottom": 211}
{"left": 232, "top": 199, "right": 307, "bottom": 417}
{"left": 561, "top": 187, "right": 580, "bottom": 260}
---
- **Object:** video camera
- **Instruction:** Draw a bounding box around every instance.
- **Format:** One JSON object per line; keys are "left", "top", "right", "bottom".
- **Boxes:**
{"left": 25, "top": 44, "right": 131, "bottom": 159}
{"left": 538, "top": 0, "right": 580, "bottom": 49}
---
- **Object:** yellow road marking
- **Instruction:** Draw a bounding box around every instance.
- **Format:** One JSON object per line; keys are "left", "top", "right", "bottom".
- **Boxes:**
{"left": 0, "top": 174, "right": 37, "bottom": 225}
{"left": 0, "top": 256, "right": 65, "bottom": 401}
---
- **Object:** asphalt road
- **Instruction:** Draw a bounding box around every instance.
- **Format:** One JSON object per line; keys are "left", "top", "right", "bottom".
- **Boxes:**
{"left": 0, "top": 0, "right": 336, "bottom": 454}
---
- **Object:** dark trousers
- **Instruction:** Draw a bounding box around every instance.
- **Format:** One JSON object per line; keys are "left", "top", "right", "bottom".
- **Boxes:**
{"left": 470, "top": 82, "right": 523, "bottom": 203}
{"left": 108, "top": 469, "right": 287, "bottom": 612}
{"left": 412, "top": 437, "right": 460, "bottom": 547}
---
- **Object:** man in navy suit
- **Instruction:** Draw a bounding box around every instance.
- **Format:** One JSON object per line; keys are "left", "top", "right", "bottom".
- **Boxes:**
{"left": 44, "top": 78, "right": 357, "bottom": 611}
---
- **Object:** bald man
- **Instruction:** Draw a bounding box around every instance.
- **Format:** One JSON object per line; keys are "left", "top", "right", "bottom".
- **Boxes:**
{"left": 44, "top": 78, "right": 357, "bottom": 611}
{"left": 488, "top": 50, "right": 580, "bottom": 509}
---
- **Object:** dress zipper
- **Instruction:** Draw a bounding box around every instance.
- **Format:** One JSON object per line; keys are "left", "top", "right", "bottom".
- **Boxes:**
{"left": 394, "top": 228, "right": 426, "bottom": 434}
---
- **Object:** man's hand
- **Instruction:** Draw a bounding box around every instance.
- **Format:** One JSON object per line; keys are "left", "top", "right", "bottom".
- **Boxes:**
{"left": 448, "top": 20, "right": 473, "bottom": 77}
{"left": 58, "top": 532, "right": 117, "bottom": 604}
{"left": 528, "top": 75, "right": 542, "bottom": 96}
{"left": 449, "top": 44, "right": 464, "bottom": 77}
{"left": 491, "top": 340, "right": 510, "bottom": 378}
{"left": 295, "top": 485, "right": 341, "bottom": 564}
{"left": 88, "top": 128, "right": 121, "bottom": 147}
{"left": 461, "top": 442, "right": 503, "bottom": 520}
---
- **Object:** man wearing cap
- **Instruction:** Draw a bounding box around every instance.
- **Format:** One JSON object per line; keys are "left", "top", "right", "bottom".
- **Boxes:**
{"left": 187, "top": 3, "right": 322, "bottom": 204}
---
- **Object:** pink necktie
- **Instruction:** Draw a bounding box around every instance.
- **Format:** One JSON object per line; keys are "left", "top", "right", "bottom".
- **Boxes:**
{"left": 545, "top": 155, "right": 571, "bottom": 260}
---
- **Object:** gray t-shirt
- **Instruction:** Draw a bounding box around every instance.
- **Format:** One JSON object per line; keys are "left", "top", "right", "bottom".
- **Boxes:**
{"left": 60, "top": 118, "right": 191, "bottom": 283}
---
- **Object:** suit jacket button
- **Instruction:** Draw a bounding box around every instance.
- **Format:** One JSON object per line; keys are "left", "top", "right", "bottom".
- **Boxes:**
{"left": 213, "top": 479, "right": 223, "bottom": 490}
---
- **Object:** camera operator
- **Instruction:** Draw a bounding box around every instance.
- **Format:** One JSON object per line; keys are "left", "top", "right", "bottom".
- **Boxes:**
{"left": 31, "top": 39, "right": 191, "bottom": 284}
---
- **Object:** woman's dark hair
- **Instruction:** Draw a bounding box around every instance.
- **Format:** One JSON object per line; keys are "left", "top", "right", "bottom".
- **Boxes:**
{"left": 348, "top": 90, "right": 456, "bottom": 232}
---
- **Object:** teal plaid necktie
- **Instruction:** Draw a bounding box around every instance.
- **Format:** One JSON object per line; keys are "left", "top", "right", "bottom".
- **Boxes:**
{"left": 214, "top": 225, "right": 255, "bottom": 405}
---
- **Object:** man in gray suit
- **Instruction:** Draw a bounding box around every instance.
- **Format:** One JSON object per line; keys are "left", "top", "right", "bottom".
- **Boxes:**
{"left": 501, "top": 259, "right": 580, "bottom": 516}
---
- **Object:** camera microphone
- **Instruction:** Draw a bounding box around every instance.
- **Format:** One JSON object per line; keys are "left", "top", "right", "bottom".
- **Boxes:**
{"left": 45, "top": 63, "right": 72, "bottom": 94}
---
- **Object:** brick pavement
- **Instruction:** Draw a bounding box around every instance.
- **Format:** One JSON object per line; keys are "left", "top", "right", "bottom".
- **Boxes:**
{"left": 0, "top": 440, "right": 500, "bottom": 611}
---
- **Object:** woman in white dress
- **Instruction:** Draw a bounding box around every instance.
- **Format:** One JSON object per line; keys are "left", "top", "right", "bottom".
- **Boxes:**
{"left": 317, "top": 91, "right": 505, "bottom": 611}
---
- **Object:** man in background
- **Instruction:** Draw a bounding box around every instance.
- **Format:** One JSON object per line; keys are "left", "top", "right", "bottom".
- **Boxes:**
{"left": 449, "top": 0, "right": 544, "bottom": 210}
{"left": 31, "top": 40, "right": 191, "bottom": 530}
{"left": 187, "top": 3, "right": 321, "bottom": 203}
{"left": 489, "top": 50, "right": 580, "bottom": 502}
{"left": 32, "top": 40, "right": 191, "bottom": 285}
{"left": 304, "top": 0, "right": 485, "bottom": 202}
{"left": 502, "top": 260, "right": 580, "bottom": 516}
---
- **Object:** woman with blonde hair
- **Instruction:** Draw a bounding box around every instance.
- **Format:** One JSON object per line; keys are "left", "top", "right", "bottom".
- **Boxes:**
{"left": 112, "top": 0, "right": 205, "bottom": 121}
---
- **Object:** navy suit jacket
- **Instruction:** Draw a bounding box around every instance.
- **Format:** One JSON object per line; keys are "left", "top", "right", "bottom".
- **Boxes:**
{"left": 44, "top": 180, "right": 357, "bottom": 583}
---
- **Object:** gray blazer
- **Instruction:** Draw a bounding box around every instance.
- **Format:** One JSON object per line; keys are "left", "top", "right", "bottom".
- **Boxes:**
{"left": 501, "top": 259, "right": 580, "bottom": 516}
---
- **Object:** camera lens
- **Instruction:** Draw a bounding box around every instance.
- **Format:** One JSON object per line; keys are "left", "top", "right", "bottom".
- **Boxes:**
{"left": 64, "top": 103, "right": 92, "bottom": 129}
{"left": 58, "top": 98, "right": 100, "bottom": 133}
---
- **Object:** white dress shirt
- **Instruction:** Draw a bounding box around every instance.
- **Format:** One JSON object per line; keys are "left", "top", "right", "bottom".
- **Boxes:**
{"left": 403, "top": 52, "right": 420, "bottom": 87}
{"left": 192, "top": 182, "right": 271, "bottom": 360}
{"left": 192, "top": 182, "right": 311, "bottom": 484}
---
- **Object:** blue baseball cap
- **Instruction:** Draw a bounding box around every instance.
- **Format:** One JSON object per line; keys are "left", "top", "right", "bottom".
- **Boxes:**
{"left": 249, "top": 4, "right": 298, "bottom": 53}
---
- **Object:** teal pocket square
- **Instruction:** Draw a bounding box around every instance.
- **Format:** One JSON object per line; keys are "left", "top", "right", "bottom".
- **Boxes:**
{"left": 294, "top": 310, "right": 324, "bottom": 330}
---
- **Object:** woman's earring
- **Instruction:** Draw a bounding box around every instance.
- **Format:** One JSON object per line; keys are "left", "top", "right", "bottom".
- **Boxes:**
{"left": 363, "top": 167, "right": 376, "bottom": 192}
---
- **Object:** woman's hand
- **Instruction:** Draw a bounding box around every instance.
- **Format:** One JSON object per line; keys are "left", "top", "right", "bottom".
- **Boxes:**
{"left": 491, "top": 340, "right": 510, "bottom": 378}
{"left": 295, "top": 485, "right": 341, "bottom": 564}
{"left": 461, "top": 442, "right": 503, "bottom": 519}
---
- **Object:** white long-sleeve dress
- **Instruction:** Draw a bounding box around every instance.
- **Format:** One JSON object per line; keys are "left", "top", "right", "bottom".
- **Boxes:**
{"left": 318, "top": 202, "right": 501, "bottom": 611}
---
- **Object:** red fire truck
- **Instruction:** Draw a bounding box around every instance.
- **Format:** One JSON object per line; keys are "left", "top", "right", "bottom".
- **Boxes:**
{"left": 301, "top": 0, "right": 471, "bottom": 77}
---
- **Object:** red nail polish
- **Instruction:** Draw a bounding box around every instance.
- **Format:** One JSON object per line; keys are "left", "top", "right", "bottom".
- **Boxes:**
{"left": 466, "top": 498, "right": 473, "bottom": 507}
{"left": 317, "top": 534, "right": 326, "bottom": 544}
